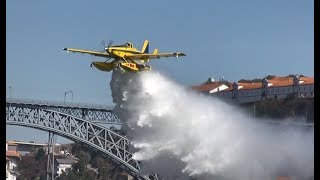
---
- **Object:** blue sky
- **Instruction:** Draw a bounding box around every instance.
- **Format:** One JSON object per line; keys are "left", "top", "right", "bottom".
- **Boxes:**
{"left": 6, "top": 0, "right": 313, "bottom": 143}
{"left": 7, "top": 0, "right": 313, "bottom": 105}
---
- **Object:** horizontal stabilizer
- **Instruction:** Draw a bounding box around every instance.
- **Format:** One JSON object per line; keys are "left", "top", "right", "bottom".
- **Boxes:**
{"left": 153, "top": 49, "right": 158, "bottom": 54}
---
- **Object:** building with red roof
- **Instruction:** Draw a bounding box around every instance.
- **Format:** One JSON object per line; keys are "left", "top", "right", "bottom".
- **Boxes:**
{"left": 192, "top": 75, "right": 314, "bottom": 104}
{"left": 6, "top": 141, "right": 20, "bottom": 180}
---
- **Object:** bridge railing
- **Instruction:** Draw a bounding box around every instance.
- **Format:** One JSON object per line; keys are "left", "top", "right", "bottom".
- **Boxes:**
{"left": 6, "top": 98, "right": 115, "bottom": 110}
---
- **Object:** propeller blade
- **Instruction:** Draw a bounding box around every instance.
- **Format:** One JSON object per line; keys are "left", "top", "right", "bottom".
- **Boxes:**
{"left": 107, "top": 40, "right": 113, "bottom": 48}
{"left": 100, "top": 40, "right": 107, "bottom": 48}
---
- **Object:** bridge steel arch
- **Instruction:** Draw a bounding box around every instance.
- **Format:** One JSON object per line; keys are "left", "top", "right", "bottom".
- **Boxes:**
{"left": 6, "top": 98, "right": 122, "bottom": 125}
{"left": 6, "top": 103, "right": 149, "bottom": 180}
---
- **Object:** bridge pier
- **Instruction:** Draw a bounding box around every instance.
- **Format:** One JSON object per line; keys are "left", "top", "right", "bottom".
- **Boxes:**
{"left": 47, "top": 132, "right": 55, "bottom": 180}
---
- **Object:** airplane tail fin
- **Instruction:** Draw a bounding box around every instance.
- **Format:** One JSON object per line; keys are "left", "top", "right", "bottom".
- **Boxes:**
{"left": 141, "top": 40, "right": 149, "bottom": 53}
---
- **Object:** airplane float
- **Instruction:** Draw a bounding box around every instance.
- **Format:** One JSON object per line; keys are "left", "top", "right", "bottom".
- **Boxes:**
{"left": 63, "top": 40, "right": 186, "bottom": 72}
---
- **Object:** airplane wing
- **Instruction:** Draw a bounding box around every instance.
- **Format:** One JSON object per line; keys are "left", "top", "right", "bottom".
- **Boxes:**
{"left": 63, "top": 48, "right": 111, "bottom": 58}
{"left": 125, "top": 52, "right": 186, "bottom": 60}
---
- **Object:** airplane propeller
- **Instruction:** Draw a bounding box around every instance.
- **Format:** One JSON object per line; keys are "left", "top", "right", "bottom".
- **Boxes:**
{"left": 107, "top": 40, "right": 113, "bottom": 48}
{"left": 101, "top": 40, "right": 114, "bottom": 50}
{"left": 99, "top": 40, "right": 114, "bottom": 62}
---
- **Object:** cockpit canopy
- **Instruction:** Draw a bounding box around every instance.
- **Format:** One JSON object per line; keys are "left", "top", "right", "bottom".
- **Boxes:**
{"left": 124, "top": 42, "right": 133, "bottom": 48}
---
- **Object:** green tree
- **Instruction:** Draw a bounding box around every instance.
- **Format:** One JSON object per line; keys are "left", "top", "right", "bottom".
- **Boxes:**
{"left": 35, "top": 147, "right": 46, "bottom": 161}
{"left": 17, "top": 155, "right": 47, "bottom": 180}
{"left": 71, "top": 143, "right": 82, "bottom": 155}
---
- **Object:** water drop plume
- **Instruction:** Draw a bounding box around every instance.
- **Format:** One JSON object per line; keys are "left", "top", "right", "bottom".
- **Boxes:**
{"left": 110, "top": 69, "right": 313, "bottom": 180}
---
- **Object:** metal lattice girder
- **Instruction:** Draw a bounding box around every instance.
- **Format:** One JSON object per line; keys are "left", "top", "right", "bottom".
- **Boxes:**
{"left": 6, "top": 104, "right": 149, "bottom": 180}
{"left": 6, "top": 98, "right": 122, "bottom": 125}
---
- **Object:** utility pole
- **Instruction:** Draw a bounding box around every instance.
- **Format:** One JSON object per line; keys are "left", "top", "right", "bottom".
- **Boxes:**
{"left": 47, "top": 132, "right": 55, "bottom": 180}
{"left": 64, "top": 90, "right": 73, "bottom": 105}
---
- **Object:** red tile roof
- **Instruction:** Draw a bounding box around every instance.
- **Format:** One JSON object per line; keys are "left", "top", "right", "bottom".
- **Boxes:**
{"left": 191, "top": 82, "right": 228, "bottom": 92}
{"left": 267, "top": 76, "right": 314, "bottom": 87}
{"left": 267, "top": 79, "right": 293, "bottom": 87}
{"left": 192, "top": 75, "right": 313, "bottom": 92}
{"left": 299, "top": 76, "right": 314, "bottom": 85}
{"left": 7, "top": 141, "right": 18, "bottom": 146}
{"left": 237, "top": 82, "right": 263, "bottom": 90}
{"left": 270, "top": 76, "right": 293, "bottom": 81}
{"left": 6, "top": 151, "right": 20, "bottom": 158}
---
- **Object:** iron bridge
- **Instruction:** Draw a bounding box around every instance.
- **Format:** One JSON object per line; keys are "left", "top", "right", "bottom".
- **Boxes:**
{"left": 6, "top": 98, "right": 150, "bottom": 180}
{"left": 6, "top": 98, "right": 122, "bottom": 125}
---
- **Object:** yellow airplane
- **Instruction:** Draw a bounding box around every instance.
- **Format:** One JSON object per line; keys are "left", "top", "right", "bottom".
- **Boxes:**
{"left": 63, "top": 40, "right": 186, "bottom": 72}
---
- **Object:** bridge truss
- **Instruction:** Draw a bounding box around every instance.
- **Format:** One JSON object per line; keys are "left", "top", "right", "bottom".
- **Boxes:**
{"left": 6, "top": 98, "right": 122, "bottom": 125}
{"left": 6, "top": 99, "right": 150, "bottom": 180}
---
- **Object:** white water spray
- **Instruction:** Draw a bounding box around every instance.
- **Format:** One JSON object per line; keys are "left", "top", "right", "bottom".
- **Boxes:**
{"left": 110, "top": 69, "right": 313, "bottom": 180}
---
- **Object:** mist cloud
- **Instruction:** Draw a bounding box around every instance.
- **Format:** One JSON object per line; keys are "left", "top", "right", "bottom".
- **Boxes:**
{"left": 110, "top": 70, "right": 313, "bottom": 180}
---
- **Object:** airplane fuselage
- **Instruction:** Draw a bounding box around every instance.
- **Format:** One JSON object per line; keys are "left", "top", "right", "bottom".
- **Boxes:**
{"left": 107, "top": 47, "right": 143, "bottom": 60}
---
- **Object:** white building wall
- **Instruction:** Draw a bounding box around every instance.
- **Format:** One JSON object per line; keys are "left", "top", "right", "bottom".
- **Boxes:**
{"left": 213, "top": 84, "right": 313, "bottom": 104}
{"left": 7, "top": 173, "right": 17, "bottom": 180}
{"left": 8, "top": 159, "right": 18, "bottom": 171}
{"left": 57, "top": 164, "right": 73, "bottom": 176}
{"left": 297, "top": 84, "right": 314, "bottom": 97}
{"left": 267, "top": 86, "right": 291, "bottom": 100}
{"left": 234, "top": 88, "right": 263, "bottom": 103}
{"left": 6, "top": 159, "right": 18, "bottom": 180}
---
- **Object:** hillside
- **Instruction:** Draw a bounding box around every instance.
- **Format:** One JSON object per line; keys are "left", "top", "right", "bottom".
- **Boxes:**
{"left": 240, "top": 95, "right": 314, "bottom": 122}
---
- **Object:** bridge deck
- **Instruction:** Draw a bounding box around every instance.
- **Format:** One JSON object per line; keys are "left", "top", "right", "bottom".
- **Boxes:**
{"left": 6, "top": 98, "right": 114, "bottom": 111}
{"left": 6, "top": 98, "right": 122, "bottom": 125}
